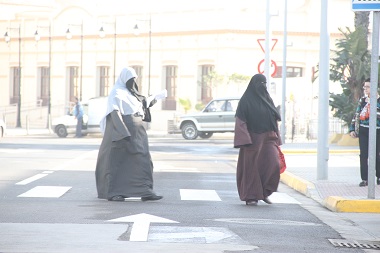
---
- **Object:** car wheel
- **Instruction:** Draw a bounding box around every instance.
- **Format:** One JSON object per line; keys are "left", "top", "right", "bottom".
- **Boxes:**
{"left": 181, "top": 123, "right": 198, "bottom": 140}
{"left": 199, "top": 132, "right": 213, "bottom": 139}
{"left": 56, "top": 125, "right": 68, "bottom": 138}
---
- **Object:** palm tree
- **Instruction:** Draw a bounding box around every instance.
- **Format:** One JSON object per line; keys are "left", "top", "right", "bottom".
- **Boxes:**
{"left": 329, "top": 12, "right": 371, "bottom": 126}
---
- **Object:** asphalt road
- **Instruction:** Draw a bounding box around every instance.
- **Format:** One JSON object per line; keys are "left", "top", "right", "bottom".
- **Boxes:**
{"left": 0, "top": 135, "right": 367, "bottom": 253}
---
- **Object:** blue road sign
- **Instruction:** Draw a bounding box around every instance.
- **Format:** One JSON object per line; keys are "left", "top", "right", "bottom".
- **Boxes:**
{"left": 352, "top": 0, "right": 380, "bottom": 11}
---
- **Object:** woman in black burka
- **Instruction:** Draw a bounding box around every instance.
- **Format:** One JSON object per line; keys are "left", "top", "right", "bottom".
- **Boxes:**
{"left": 95, "top": 67, "right": 162, "bottom": 202}
{"left": 234, "top": 73, "right": 282, "bottom": 206}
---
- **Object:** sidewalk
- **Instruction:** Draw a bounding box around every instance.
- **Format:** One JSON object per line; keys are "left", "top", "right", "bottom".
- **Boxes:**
{"left": 279, "top": 142, "right": 380, "bottom": 245}
{"left": 280, "top": 142, "right": 380, "bottom": 213}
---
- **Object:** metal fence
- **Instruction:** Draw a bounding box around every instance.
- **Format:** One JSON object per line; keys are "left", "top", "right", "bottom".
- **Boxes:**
{"left": 284, "top": 117, "right": 348, "bottom": 142}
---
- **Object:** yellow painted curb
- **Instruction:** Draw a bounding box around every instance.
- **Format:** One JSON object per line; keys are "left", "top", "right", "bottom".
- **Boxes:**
{"left": 323, "top": 196, "right": 380, "bottom": 213}
{"left": 280, "top": 171, "right": 314, "bottom": 196}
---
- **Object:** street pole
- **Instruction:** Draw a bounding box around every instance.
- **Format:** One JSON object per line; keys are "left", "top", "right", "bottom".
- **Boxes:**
{"left": 134, "top": 15, "right": 152, "bottom": 95}
{"left": 148, "top": 15, "right": 151, "bottom": 95}
{"left": 66, "top": 22, "right": 83, "bottom": 101}
{"left": 113, "top": 18, "right": 117, "bottom": 85}
{"left": 48, "top": 22, "right": 52, "bottom": 130}
{"left": 368, "top": 11, "right": 379, "bottom": 199}
{"left": 36, "top": 23, "right": 52, "bottom": 130}
{"left": 80, "top": 21, "right": 83, "bottom": 101}
{"left": 281, "top": 0, "right": 288, "bottom": 144}
{"left": 265, "top": 0, "right": 271, "bottom": 87}
{"left": 99, "top": 18, "right": 117, "bottom": 86}
{"left": 17, "top": 24, "right": 21, "bottom": 128}
{"left": 317, "top": 0, "right": 329, "bottom": 180}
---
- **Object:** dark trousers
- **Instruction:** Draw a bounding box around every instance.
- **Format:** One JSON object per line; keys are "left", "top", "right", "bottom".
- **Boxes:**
{"left": 76, "top": 117, "right": 83, "bottom": 137}
{"left": 358, "top": 126, "right": 380, "bottom": 180}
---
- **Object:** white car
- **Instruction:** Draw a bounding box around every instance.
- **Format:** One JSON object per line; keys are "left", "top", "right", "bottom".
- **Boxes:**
{"left": 177, "top": 97, "right": 240, "bottom": 140}
{"left": 52, "top": 97, "right": 108, "bottom": 138}
{"left": 0, "top": 119, "right": 6, "bottom": 139}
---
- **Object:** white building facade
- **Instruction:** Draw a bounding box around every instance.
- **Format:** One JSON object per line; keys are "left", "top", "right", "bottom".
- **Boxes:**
{"left": 0, "top": 0, "right": 354, "bottom": 138}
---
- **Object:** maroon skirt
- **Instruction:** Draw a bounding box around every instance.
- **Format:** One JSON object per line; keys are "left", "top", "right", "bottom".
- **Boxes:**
{"left": 236, "top": 131, "right": 280, "bottom": 201}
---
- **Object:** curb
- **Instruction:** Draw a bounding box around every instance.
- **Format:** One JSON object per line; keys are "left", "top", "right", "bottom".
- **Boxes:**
{"left": 280, "top": 171, "right": 315, "bottom": 197}
{"left": 323, "top": 196, "right": 380, "bottom": 213}
{"left": 280, "top": 171, "right": 380, "bottom": 213}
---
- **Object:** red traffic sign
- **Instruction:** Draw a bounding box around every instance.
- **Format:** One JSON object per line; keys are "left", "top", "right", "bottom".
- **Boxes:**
{"left": 258, "top": 59, "right": 278, "bottom": 77}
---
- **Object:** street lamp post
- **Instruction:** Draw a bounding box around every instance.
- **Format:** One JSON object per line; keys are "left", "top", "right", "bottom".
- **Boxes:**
{"left": 4, "top": 24, "right": 22, "bottom": 128}
{"left": 34, "top": 22, "right": 52, "bottom": 130}
{"left": 281, "top": 0, "right": 288, "bottom": 144}
{"left": 99, "top": 18, "right": 117, "bottom": 84}
{"left": 66, "top": 21, "right": 83, "bottom": 101}
{"left": 134, "top": 15, "right": 152, "bottom": 95}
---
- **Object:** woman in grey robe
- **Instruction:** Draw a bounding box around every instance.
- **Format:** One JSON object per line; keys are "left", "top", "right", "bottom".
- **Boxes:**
{"left": 95, "top": 67, "right": 162, "bottom": 202}
{"left": 234, "top": 74, "right": 281, "bottom": 206}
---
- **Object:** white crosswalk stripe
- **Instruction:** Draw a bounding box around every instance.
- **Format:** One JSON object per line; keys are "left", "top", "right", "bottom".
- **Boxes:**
{"left": 180, "top": 189, "right": 221, "bottom": 201}
{"left": 14, "top": 170, "right": 301, "bottom": 204}
{"left": 17, "top": 186, "right": 71, "bottom": 198}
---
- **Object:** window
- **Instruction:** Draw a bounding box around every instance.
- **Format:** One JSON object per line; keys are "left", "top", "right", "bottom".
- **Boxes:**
{"left": 273, "top": 66, "right": 303, "bottom": 78}
{"left": 225, "top": 99, "right": 239, "bottom": 112}
{"left": 99, "top": 66, "right": 110, "bottom": 96}
{"left": 38, "top": 67, "right": 50, "bottom": 106}
{"left": 10, "top": 67, "right": 20, "bottom": 104}
{"left": 199, "top": 65, "right": 214, "bottom": 104}
{"left": 68, "top": 66, "right": 79, "bottom": 102}
{"left": 204, "top": 100, "right": 225, "bottom": 112}
{"left": 162, "top": 65, "right": 177, "bottom": 110}
{"left": 131, "top": 65, "right": 143, "bottom": 92}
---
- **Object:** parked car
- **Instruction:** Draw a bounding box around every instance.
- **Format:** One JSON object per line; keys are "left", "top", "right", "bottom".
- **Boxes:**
{"left": 0, "top": 119, "right": 6, "bottom": 139}
{"left": 177, "top": 97, "right": 240, "bottom": 140}
{"left": 52, "top": 96, "right": 108, "bottom": 138}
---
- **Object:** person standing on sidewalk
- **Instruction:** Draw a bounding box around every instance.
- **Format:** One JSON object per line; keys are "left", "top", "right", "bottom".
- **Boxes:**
{"left": 349, "top": 78, "right": 380, "bottom": 187}
{"left": 72, "top": 97, "right": 84, "bottom": 138}
{"left": 234, "top": 73, "right": 282, "bottom": 206}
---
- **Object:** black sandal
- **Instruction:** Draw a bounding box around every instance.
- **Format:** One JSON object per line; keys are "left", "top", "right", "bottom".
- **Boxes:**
{"left": 246, "top": 200, "right": 258, "bottom": 206}
{"left": 108, "top": 195, "right": 125, "bottom": 201}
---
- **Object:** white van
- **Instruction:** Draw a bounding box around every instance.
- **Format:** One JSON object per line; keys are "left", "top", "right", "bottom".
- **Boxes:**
{"left": 52, "top": 96, "right": 108, "bottom": 138}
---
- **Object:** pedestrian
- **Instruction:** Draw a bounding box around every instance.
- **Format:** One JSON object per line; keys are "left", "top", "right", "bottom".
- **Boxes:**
{"left": 234, "top": 73, "right": 282, "bottom": 206}
{"left": 72, "top": 97, "right": 84, "bottom": 138}
{"left": 349, "top": 78, "right": 380, "bottom": 187}
{"left": 95, "top": 67, "right": 163, "bottom": 202}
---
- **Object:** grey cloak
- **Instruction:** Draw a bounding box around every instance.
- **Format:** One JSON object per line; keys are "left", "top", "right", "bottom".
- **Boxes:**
{"left": 95, "top": 110, "right": 155, "bottom": 199}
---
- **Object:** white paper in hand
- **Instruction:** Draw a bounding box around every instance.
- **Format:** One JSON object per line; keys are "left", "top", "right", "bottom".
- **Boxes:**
{"left": 147, "top": 89, "right": 167, "bottom": 106}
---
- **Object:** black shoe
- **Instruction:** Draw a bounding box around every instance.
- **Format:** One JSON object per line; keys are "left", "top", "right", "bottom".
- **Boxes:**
{"left": 245, "top": 200, "right": 258, "bottom": 206}
{"left": 141, "top": 194, "right": 163, "bottom": 201}
{"left": 377, "top": 178, "right": 380, "bottom": 185}
{"left": 359, "top": 180, "right": 368, "bottom": 187}
{"left": 108, "top": 195, "right": 125, "bottom": 201}
{"left": 263, "top": 197, "right": 272, "bottom": 204}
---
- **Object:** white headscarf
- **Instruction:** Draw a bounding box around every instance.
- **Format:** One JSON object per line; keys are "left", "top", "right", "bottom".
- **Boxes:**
{"left": 100, "top": 67, "right": 144, "bottom": 133}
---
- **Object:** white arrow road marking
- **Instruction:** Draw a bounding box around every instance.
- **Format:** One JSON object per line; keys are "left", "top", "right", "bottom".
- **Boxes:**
{"left": 180, "top": 189, "right": 221, "bottom": 201}
{"left": 149, "top": 227, "right": 234, "bottom": 243}
{"left": 17, "top": 186, "right": 71, "bottom": 198}
{"left": 107, "top": 213, "right": 178, "bottom": 242}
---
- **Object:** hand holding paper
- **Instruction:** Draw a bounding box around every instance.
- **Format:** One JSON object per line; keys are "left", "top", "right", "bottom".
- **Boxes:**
{"left": 146, "top": 89, "right": 167, "bottom": 106}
